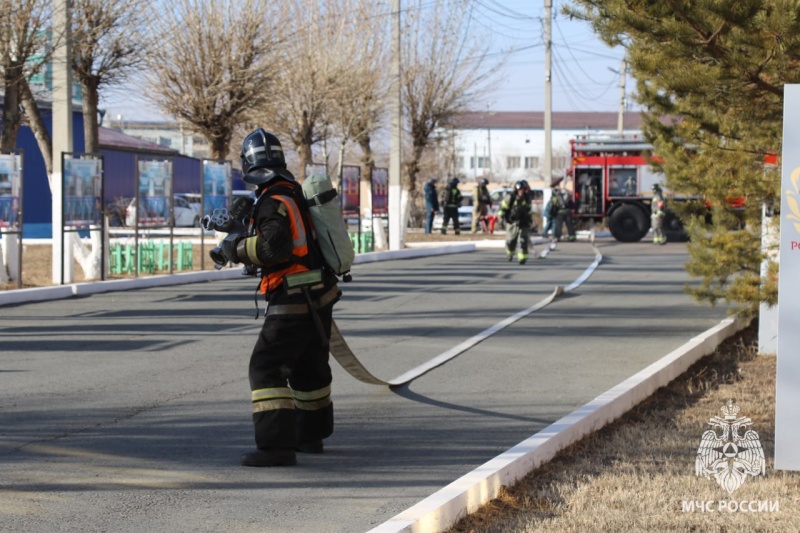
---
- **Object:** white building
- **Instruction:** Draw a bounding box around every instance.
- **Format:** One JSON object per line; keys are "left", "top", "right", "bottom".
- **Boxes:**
{"left": 447, "top": 111, "right": 645, "bottom": 186}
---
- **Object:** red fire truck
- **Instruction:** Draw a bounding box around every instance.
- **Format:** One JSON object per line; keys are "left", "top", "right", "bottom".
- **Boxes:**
{"left": 568, "top": 134, "right": 684, "bottom": 242}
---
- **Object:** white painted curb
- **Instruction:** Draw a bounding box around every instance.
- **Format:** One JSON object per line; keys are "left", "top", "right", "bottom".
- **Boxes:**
{"left": 0, "top": 244, "right": 476, "bottom": 307}
{"left": 369, "top": 316, "right": 748, "bottom": 533}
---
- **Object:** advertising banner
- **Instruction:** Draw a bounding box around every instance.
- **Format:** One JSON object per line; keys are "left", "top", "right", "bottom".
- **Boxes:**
{"left": 372, "top": 167, "right": 388, "bottom": 216}
{"left": 341, "top": 165, "right": 360, "bottom": 217}
{"left": 0, "top": 154, "right": 22, "bottom": 229}
{"left": 775, "top": 84, "right": 800, "bottom": 470}
{"left": 64, "top": 157, "right": 102, "bottom": 226}
{"left": 136, "top": 159, "right": 173, "bottom": 226}
{"left": 203, "top": 160, "right": 232, "bottom": 216}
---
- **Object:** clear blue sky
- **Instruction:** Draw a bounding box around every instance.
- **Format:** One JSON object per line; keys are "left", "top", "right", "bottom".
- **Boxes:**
{"left": 476, "top": 0, "right": 631, "bottom": 113}
{"left": 100, "top": 0, "right": 631, "bottom": 122}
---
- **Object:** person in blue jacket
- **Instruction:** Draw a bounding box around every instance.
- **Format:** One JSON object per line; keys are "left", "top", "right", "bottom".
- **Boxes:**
{"left": 423, "top": 178, "right": 440, "bottom": 234}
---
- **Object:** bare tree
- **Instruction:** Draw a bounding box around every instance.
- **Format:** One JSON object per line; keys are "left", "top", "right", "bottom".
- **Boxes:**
{"left": 322, "top": 0, "right": 388, "bottom": 186}
{"left": 144, "top": 0, "right": 282, "bottom": 159}
{"left": 0, "top": 0, "right": 49, "bottom": 153}
{"left": 400, "top": 0, "right": 496, "bottom": 193}
{"left": 72, "top": 0, "right": 152, "bottom": 153}
{"left": 261, "top": 0, "right": 357, "bottom": 179}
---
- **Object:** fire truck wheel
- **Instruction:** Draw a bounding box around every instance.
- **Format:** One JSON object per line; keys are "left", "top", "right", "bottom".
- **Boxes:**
{"left": 663, "top": 210, "right": 689, "bottom": 242}
{"left": 608, "top": 204, "right": 648, "bottom": 243}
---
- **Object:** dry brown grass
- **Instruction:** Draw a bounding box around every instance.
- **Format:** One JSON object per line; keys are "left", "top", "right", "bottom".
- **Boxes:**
{"left": 1, "top": 241, "right": 208, "bottom": 291}
{"left": 449, "top": 323, "right": 799, "bottom": 533}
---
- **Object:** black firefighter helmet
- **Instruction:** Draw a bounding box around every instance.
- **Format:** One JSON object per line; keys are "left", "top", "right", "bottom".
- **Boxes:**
{"left": 241, "top": 128, "right": 294, "bottom": 187}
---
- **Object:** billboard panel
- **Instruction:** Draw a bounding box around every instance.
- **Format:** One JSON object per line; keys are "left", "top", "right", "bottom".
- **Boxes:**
{"left": 137, "top": 159, "right": 173, "bottom": 226}
{"left": 203, "top": 160, "right": 232, "bottom": 216}
{"left": 341, "top": 165, "right": 360, "bottom": 216}
{"left": 0, "top": 154, "right": 22, "bottom": 229}
{"left": 775, "top": 84, "right": 800, "bottom": 470}
{"left": 64, "top": 157, "right": 102, "bottom": 226}
{"left": 372, "top": 167, "right": 388, "bottom": 216}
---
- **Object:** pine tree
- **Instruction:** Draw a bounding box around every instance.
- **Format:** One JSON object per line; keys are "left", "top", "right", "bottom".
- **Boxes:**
{"left": 564, "top": 0, "right": 800, "bottom": 314}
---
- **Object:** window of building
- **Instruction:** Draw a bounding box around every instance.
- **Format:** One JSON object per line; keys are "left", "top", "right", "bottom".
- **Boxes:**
{"left": 506, "top": 156, "right": 521, "bottom": 169}
{"left": 470, "top": 157, "right": 490, "bottom": 169}
{"left": 553, "top": 156, "right": 568, "bottom": 169}
{"left": 524, "top": 156, "right": 539, "bottom": 169}
{"left": 455, "top": 156, "right": 465, "bottom": 169}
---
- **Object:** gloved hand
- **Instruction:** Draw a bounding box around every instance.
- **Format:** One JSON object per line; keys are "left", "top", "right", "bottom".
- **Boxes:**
{"left": 220, "top": 235, "right": 241, "bottom": 264}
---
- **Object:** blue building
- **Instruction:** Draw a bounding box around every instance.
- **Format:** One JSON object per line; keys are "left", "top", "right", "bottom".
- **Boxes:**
{"left": 7, "top": 103, "right": 246, "bottom": 237}
{"left": 13, "top": 105, "right": 85, "bottom": 237}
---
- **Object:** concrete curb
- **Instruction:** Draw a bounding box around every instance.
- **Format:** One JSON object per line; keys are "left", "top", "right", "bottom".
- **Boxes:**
{"left": 0, "top": 244, "right": 476, "bottom": 307}
{"left": 369, "top": 316, "right": 748, "bottom": 533}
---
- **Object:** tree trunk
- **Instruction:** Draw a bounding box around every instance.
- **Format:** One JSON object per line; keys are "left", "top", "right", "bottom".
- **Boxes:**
{"left": 19, "top": 79, "right": 53, "bottom": 177}
{"left": 404, "top": 143, "right": 425, "bottom": 193}
{"left": 298, "top": 142, "right": 313, "bottom": 181}
{"left": 357, "top": 136, "right": 375, "bottom": 228}
{"left": 81, "top": 76, "right": 100, "bottom": 153}
{"left": 210, "top": 132, "right": 230, "bottom": 161}
{"left": 358, "top": 136, "right": 374, "bottom": 184}
{"left": 336, "top": 142, "right": 346, "bottom": 188}
{"left": 1, "top": 63, "right": 23, "bottom": 153}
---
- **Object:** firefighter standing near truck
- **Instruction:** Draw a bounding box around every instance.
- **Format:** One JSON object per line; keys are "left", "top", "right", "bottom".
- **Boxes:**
{"left": 552, "top": 185, "right": 577, "bottom": 242}
{"left": 498, "top": 180, "right": 534, "bottom": 264}
{"left": 651, "top": 183, "right": 667, "bottom": 245}
{"left": 219, "top": 128, "right": 341, "bottom": 467}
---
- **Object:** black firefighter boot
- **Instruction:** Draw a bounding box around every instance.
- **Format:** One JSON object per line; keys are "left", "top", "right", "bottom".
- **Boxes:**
{"left": 241, "top": 448, "right": 297, "bottom": 467}
{"left": 296, "top": 440, "right": 324, "bottom": 454}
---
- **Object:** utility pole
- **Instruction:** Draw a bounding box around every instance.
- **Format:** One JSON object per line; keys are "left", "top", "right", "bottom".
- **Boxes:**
{"left": 617, "top": 58, "right": 627, "bottom": 135}
{"left": 52, "top": 0, "right": 74, "bottom": 284}
{"left": 389, "top": 0, "right": 402, "bottom": 250}
{"left": 544, "top": 0, "right": 552, "bottom": 187}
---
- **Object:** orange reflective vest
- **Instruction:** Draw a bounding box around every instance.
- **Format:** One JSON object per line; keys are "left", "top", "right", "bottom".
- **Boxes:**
{"left": 255, "top": 186, "right": 313, "bottom": 295}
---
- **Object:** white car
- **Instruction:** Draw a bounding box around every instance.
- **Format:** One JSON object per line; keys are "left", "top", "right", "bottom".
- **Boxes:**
{"left": 125, "top": 195, "right": 202, "bottom": 227}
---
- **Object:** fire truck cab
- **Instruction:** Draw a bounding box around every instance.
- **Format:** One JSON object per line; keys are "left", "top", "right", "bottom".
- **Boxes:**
{"left": 569, "top": 134, "right": 671, "bottom": 243}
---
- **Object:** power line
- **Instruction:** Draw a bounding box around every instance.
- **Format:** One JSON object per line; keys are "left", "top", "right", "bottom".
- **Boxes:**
{"left": 471, "top": 0, "right": 538, "bottom": 21}
{"left": 553, "top": 15, "right": 606, "bottom": 86}
{"left": 467, "top": 1, "right": 541, "bottom": 36}
{"left": 480, "top": 0, "right": 537, "bottom": 20}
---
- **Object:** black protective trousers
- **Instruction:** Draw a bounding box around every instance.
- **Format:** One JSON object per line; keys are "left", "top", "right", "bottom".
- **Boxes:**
{"left": 441, "top": 205, "right": 461, "bottom": 234}
{"left": 248, "top": 297, "right": 335, "bottom": 451}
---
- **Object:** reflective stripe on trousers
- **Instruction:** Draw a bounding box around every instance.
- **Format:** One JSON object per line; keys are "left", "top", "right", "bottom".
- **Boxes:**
{"left": 252, "top": 385, "right": 332, "bottom": 413}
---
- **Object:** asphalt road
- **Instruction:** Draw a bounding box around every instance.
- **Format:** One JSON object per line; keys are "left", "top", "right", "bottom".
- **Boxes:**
{"left": 0, "top": 239, "right": 727, "bottom": 533}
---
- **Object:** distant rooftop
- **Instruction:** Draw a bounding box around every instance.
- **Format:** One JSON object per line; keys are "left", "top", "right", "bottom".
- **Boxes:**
{"left": 447, "top": 111, "right": 645, "bottom": 130}
{"left": 99, "top": 126, "right": 178, "bottom": 155}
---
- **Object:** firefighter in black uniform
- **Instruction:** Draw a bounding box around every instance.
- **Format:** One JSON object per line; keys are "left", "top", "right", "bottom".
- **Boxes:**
{"left": 219, "top": 128, "right": 341, "bottom": 467}
{"left": 498, "top": 180, "right": 534, "bottom": 264}
{"left": 440, "top": 177, "right": 462, "bottom": 234}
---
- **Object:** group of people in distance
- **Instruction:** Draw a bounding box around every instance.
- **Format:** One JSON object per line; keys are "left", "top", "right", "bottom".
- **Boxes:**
{"left": 423, "top": 177, "right": 578, "bottom": 264}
